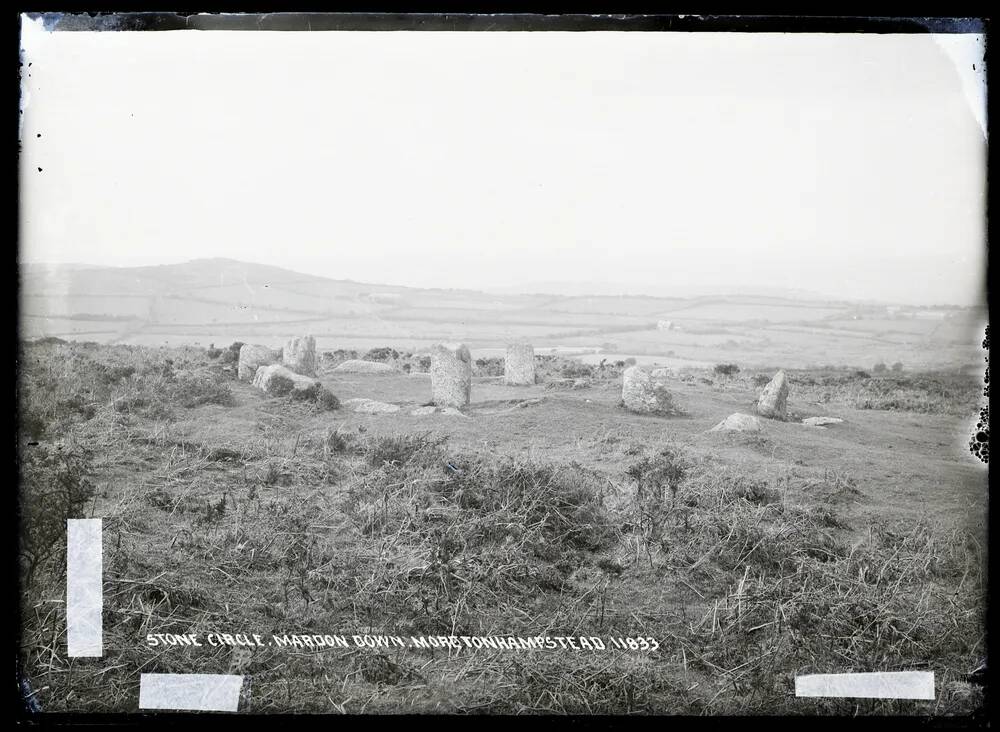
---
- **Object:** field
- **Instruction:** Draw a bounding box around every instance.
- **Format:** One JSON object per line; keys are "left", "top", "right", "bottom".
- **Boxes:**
{"left": 16, "top": 337, "right": 988, "bottom": 716}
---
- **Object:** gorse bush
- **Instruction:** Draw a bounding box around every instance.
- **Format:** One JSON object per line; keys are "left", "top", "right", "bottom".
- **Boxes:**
{"left": 364, "top": 347, "right": 400, "bottom": 363}
{"left": 290, "top": 382, "right": 340, "bottom": 411}
{"left": 714, "top": 363, "right": 740, "bottom": 377}
{"left": 473, "top": 357, "right": 504, "bottom": 377}
{"left": 19, "top": 441, "right": 96, "bottom": 588}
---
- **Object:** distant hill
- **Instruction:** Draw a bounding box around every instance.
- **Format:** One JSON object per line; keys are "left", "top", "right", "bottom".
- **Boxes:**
{"left": 17, "top": 258, "right": 986, "bottom": 371}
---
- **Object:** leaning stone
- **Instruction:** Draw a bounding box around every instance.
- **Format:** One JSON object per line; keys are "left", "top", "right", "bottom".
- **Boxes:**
{"left": 238, "top": 344, "right": 280, "bottom": 381}
{"left": 756, "top": 370, "right": 790, "bottom": 419}
{"left": 430, "top": 342, "right": 472, "bottom": 407}
{"left": 710, "top": 413, "right": 763, "bottom": 432}
{"left": 332, "top": 359, "right": 397, "bottom": 374}
{"left": 504, "top": 343, "right": 536, "bottom": 385}
{"left": 282, "top": 335, "right": 317, "bottom": 376}
{"left": 621, "top": 366, "right": 674, "bottom": 414}
{"left": 252, "top": 364, "right": 317, "bottom": 395}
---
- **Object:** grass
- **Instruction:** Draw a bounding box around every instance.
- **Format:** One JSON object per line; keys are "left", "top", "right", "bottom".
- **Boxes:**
{"left": 16, "top": 340, "right": 986, "bottom": 717}
{"left": 780, "top": 369, "right": 982, "bottom": 416}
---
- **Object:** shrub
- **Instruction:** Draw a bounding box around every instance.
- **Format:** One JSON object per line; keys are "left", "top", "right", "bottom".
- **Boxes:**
{"left": 364, "top": 347, "right": 400, "bottom": 363}
{"left": 623, "top": 448, "right": 690, "bottom": 563}
{"left": 324, "top": 428, "right": 355, "bottom": 454}
{"left": 172, "top": 371, "right": 235, "bottom": 408}
{"left": 623, "top": 357, "right": 637, "bottom": 366}
{"left": 891, "top": 361, "right": 904, "bottom": 372}
{"left": 873, "top": 362, "right": 887, "bottom": 373}
{"left": 206, "top": 346, "right": 223, "bottom": 359}
{"left": 362, "top": 432, "right": 444, "bottom": 468}
{"left": 752, "top": 374, "right": 770, "bottom": 387}
{"left": 315, "top": 388, "right": 340, "bottom": 411}
{"left": 19, "top": 441, "right": 97, "bottom": 587}
{"left": 474, "top": 357, "right": 505, "bottom": 377}
{"left": 267, "top": 375, "right": 296, "bottom": 397}
{"left": 560, "top": 362, "right": 594, "bottom": 379}
{"left": 221, "top": 341, "right": 244, "bottom": 365}
{"left": 714, "top": 363, "right": 740, "bottom": 377}
{"left": 290, "top": 382, "right": 340, "bottom": 411}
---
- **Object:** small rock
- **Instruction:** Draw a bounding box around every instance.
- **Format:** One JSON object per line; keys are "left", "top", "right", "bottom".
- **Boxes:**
{"left": 710, "top": 413, "right": 763, "bottom": 432}
{"left": 439, "top": 407, "right": 470, "bottom": 418}
{"left": 410, "top": 406, "right": 438, "bottom": 416}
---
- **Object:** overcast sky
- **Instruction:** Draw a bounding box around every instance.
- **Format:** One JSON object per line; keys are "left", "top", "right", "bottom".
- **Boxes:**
{"left": 18, "top": 21, "right": 987, "bottom": 305}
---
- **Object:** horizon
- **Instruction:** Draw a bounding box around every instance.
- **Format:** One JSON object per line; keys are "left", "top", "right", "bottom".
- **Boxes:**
{"left": 19, "top": 255, "right": 984, "bottom": 309}
{"left": 19, "top": 23, "right": 987, "bottom": 307}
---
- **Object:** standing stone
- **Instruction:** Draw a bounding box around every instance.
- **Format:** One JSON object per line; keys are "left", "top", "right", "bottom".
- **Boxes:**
{"left": 504, "top": 343, "right": 536, "bottom": 385}
{"left": 756, "top": 370, "right": 790, "bottom": 419}
{"left": 237, "top": 344, "right": 280, "bottom": 382}
{"left": 621, "top": 366, "right": 674, "bottom": 414}
{"left": 430, "top": 343, "right": 472, "bottom": 408}
{"left": 282, "top": 335, "right": 317, "bottom": 376}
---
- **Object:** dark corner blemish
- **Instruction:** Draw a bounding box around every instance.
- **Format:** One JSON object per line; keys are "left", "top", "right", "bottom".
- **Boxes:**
{"left": 969, "top": 325, "right": 988, "bottom": 464}
{"left": 37, "top": 167, "right": 42, "bottom": 172}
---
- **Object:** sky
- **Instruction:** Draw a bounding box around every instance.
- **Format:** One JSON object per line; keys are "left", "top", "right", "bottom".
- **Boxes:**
{"left": 18, "top": 20, "right": 987, "bottom": 305}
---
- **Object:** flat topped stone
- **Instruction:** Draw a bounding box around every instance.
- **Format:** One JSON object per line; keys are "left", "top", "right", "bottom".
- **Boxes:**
{"left": 344, "top": 398, "right": 400, "bottom": 414}
{"left": 651, "top": 367, "right": 678, "bottom": 379}
{"left": 710, "top": 413, "right": 763, "bottom": 432}
{"left": 332, "top": 360, "right": 397, "bottom": 374}
{"left": 252, "top": 364, "right": 317, "bottom": 394}
{"left": 803, "top": 416, "right": 845, "bottom": 427}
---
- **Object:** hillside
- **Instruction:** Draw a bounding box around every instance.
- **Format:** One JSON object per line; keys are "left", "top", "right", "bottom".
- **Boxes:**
{"left": 18, "top": 258, "right": 986, "bottom": 371}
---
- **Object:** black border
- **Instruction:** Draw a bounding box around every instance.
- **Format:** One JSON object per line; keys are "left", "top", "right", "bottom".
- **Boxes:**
{"left": 14, "top": 8, "right": 992, "bottom": 728}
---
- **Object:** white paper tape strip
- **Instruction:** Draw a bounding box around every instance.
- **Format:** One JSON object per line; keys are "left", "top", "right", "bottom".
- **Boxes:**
{"left": 139, "top": 674, "right": 244, "bottom": 712}
{"left": 795, "top": 672, "right": 935, "bottom": 700}
{"left": 66, "top": 518, "right": 103, "bottom": 657}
